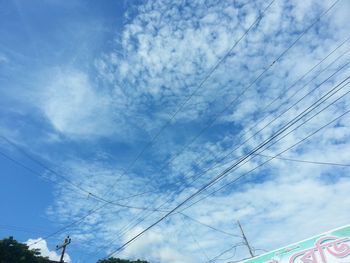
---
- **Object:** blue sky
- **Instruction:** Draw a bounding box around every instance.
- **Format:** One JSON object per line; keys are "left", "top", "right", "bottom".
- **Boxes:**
{"left": 1, "top": 0, "right": 350, "bottom": 262}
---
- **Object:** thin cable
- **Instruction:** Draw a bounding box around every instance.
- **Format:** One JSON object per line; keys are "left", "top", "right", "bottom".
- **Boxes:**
{"left": 0, "top": 136, "right": 157, "bottom": 209}
{"left": 0, "top": 135, "right": 95, "bottom": 197}
{"left": 206, "top": 243, "right": 243, "bottom": 263}
{"left": 0, "top": 149, "right": 156, "bottom": 205}
{"left": 181, "top": 216, "right": 211, "bottom": 262}
{"left": 256, "top": 153, "right": 350, "bottom": 167}
{"left": 0, "top": 147, "right": 170, "bottom": 214}
{"left": 180, "top": 213, "right": 241, "bottom": 238}
{"left": 27, "top": 202, "right": 109, "bottom": 247}
{"left": 215, "top": 247, "right": 239, "bottom": 262}
{"left": 245, "top": 44, "right": 350, "bottom": 139}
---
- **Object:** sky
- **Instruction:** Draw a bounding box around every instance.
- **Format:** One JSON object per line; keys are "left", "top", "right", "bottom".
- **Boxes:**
{"left": 0, "top": 0, "right": 350, "bottom": 262}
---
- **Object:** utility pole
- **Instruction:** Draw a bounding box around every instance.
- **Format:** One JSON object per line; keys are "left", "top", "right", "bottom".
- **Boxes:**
{"left": 56, "top": 236, "right": 71, "bottom": 263}
{"left": 237, "top": 220, "right": 254, "bottom": 258}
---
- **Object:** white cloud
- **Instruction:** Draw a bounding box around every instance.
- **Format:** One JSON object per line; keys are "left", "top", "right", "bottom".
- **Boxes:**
{"left": 26, "top": 238, "right": 71, "bottom": 262}
{"left": 40, "top": 69, "right": 115, "bottom": 138}
{"left": 19, "top": 0, "right": 350, "bottom": 262}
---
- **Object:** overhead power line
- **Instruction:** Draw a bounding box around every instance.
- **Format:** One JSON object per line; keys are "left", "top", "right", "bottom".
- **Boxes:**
{"left": 105, "top": 70, "right": 350, "bottom": 257}
{"left": 0, "top": 136, "right": 160, "bottom": 210}
{"left": 149, "top": 53, "right": 349, "bottom": 216}
{"left": 27, "top": 202, "right": 109, "bottom": 247}
{"left": 84, "top": 53, "right": 348, "bottom": 216}
{"left": 147, "top": 0, "right": 279, "bottom": 180}
{"left": 177, "top": 54, "right": 350, "bottom": 207}
{"left": 30, "top": 1, "right": 278, "bottom": 252}
{"left": 0, "top": 147, "right": 155, "bottom": 206}
{"left": 131, "top": 39, "right": 350, "bottom": 221}
{"left": 144, "top": 1, "right": 346, "bottom": 215}
{"left": 256, "top": 153, "right": 350, "bottom": 167}
{"left": 180, "top": 213, "right": 241, "bottom": 238}
{"left": 79, "top": 8, "right": 283, "bottom": 252}
{"left": 206, "top": 243, "right": 244, "bottom": 263}
{"left": 167, "top": 38, "right": 350, "bottom": 191}
{"left": 26, "top": 0, "right": 340, "bottom": 255}
{"left": 99, "top": 3, "right": 344, "bottom": 254}
{"left": 0, "top": 135, "right": 182, "bottom": 215}
{"left": 180, "top": 79, "right": 350, "bottom": 212}
{"left": 104, "top": 0, "right": 277, "bottom": 192}
{"left": 181, "top": 216, "right": 211, "bottom": 261}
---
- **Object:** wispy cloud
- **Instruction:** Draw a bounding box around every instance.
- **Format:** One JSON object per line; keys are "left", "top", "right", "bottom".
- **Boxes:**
{"left": 39, "top": 68, "right": 115, "bottom": 138}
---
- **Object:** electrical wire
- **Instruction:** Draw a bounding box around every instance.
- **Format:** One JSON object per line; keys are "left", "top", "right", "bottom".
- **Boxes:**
{"left": 24, "top": 0, "right": 340, "bottom": 255}
{"left": 0, "top": 136, "right": 163, "bottom": 212}
{"left": 130, "top": 41, "right": 350, "bottom": 220}
{"left": 98, "top": 56, "right": 343, "bottom": 260}
{"left": 0, "top": 148, "right": 156, "bottom": 206}
{"left": 181, "top": 216, "right": 211, "bottom": 262}
{"left": 176, "top": 57, "right": 350, "bottom": 210}
{"left": 180, "top": 80, "right": 350, "bottom": 212}
{"left": 76, "top": 0, "right": 279, "bottom": 260}
{"left": 255, "top": 153, "right": 350, "bottom": 167}
{"left": 27, "top": 202, "right": 109, "bottom": 247}
{"left": 13, "top": 46, "right": 346, "bottom": 214}
{"left": 104, "top": 0, "right": 277, "bottom": 192}
{"left": 181, "top": 45, "right": 350, "bottom": 191}
{"left": 28, "top": 1, "right": 278, "bottom": 252}
{"left": 105, "top": 72, "right": 350, "bottom": 257}
{"left": 184, "top": 112, "right": 350, "bottom": 262}
{"left": 206, "top": 243, "right": 244, "bottom": 263}
{"left": 180, "top": 213, "right": 241, "bottom": 238}
{"left": 132, "top": 0, "right": 339, "bottom": 223}
{"left": 148, "top": 1, "right": 285, "bottom": 180}
{"left": 153, "top": 33, "right": 350, "bottom": 193}
{"left": 98, "top": 3, "right": 343, "bottom": 256}
{"left": 0, "top": 135, "right": 98, "bottom": 198}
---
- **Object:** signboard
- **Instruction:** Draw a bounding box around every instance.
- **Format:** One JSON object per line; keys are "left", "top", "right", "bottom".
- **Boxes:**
{"left": 241, "top": 224, "right": 350, "bottom": 263}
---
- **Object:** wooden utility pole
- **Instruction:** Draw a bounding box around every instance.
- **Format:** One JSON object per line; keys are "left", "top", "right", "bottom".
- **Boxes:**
{"left": 56, "top": 236, "right": 71, "bottom": 263}
{"left": 237, "top": 220, "right": 254, "bottom": 258}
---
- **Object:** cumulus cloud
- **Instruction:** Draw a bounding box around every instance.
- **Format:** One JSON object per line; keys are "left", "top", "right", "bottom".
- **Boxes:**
{"left": 26, "top": 238, "right": 71, "bottom": 262}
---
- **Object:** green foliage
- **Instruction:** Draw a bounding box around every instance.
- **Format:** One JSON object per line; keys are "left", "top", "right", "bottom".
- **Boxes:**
{"left": 97, "top": 257, "right": 149, "bottom": 263}
{"left": 0, "top": 236, "right": 52, "bottom": 263}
